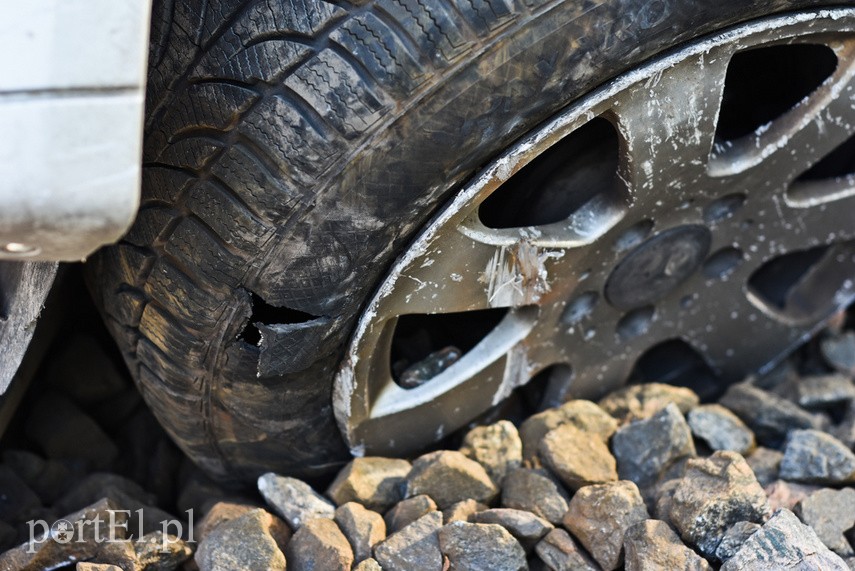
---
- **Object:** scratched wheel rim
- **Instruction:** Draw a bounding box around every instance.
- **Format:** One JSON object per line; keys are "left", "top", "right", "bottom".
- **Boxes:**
{"left": 334, "top": 10, "right": 855, "bottom": 456}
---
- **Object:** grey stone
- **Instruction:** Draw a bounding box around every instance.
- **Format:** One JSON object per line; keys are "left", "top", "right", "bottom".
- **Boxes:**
{"left": 715, "top": 521, "right": 761, "bottom": 562}
{"left": 563, "top": 480, "right": 649, "bottom": 570}
{"left": 326, "top": 457, "right": 411, "bottom": 511}
{"left": 821, "top": 331, "right": 855, "bottom": 376}
{"left": 789, "top": 374, "right": 855, "bottom": 410}
{"left": 441, "top": 499, "right": 487, "bottom": 524}
{"left": 354, "top": 558, "right": 383, "bottom": 571}
{"left": 459, "top": 420, "right": 523, "bottom": 486}
{"left": 688, "top": 404, "right": 756, "bottom": 455}
{"left": 794, "top": 487, "right": 855, "bottom": 557}
{"left": 519, "top": 400, "right": 618, "bottom": 460}
{"left": 374, "top": 511, "right": 443, "bottom": 571}
{"left": 0, "top": 498, "right": 128, "bottom": 571}
{"left": 385, "top": 495, "right": 438, "bottom": 533}
{"left": 258, "top": 472, "right": 335, "bottom": 529}
{"left": 624, "top": 519, "right": 711, "bottom": 571}
{"left": 722, "top": 508, "right": 848, "bottom": 570}
{"left": 438, "top": 521, "right": 527, "bottom": 571}
{"left": 25, "top": 391, "right": 119, "bottom": 469}
{"left": 0, "top": 465, "right": 42, "bottom": 523}
{"left": 613, "top": 404, "right": 696, "bottom": 490}
{"left": 539, "top": 424, "right": 617, "bottom": 491}
{"left": 285, "top": 517, "right": 354, "bottom": 571}
{"left": 195, "top": 508, "right": 287, "bottom": 571}
{"left": 598, "top": 382, "right": 699, "bottom": 422}
{"left": 534, "top": 529, "right": 599, "bottom": 571}
{"left": 134, "top": 531, "right": 193, "bottom": 570}
{"left": 833, "top": 402, "right": 855, "bottom": 449}
{"left": 719, "top": 383, "right": 822, "bottom": 447}
{"left": 780, "top": 429, "right": 855, "bottom": 485}
{"left": 405, "top": 450, "right": 498, "bottom": 508}
{"left": 3, "top": 449, "right": 73, "bottom": 504}
{"left": 335, "top": 502, "right": 386, "bottom": 563}
{"left": 764, "top": 480, "right": 821, "bottom": 512}
{"left": 77, "top": 564, "right": 124, "bottom": 571}
{"left": 668, "top": 451, "right": 770, "bottom": 558}
{"left": 746, "top": 447, "right": 783, "bottom": 488}
{"left": 471, "top": 508, "right": 553, "bottom": 551}
{"left": 501, "top": 468, "right": 571, "bottom": 525}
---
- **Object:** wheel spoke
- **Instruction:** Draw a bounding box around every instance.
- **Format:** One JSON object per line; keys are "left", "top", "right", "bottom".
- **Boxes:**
{"left": 610, "top": 51, "right": 731, "bottom": 207}
{"left": 712, "top": 38, "right": 855, "bottom": 185}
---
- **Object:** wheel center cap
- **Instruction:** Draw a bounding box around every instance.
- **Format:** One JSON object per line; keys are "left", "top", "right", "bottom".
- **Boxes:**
{"left": 605, "top": 225, "right": 711, "bottom": 310}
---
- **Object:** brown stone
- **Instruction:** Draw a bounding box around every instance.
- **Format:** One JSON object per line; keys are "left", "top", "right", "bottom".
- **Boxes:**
{"left": 326, "top": 457, "right": 411, "bottom": 512}
{"left": 563, "top": 480, "right": 649, "bottom": 570}
{"left": 285, "top": 518, "right": 354, "bottom": 571}
{"left": 405, "top": 451, "right": 498, "bottom": 509}
{"left": 334, "top": 502, "right": 386, "bottom": 563}
{"left": 539, "top": 424, "right": 617, "bottom": 491}
{"left": 623, "top": 519, "right": 711, "bottom": 571}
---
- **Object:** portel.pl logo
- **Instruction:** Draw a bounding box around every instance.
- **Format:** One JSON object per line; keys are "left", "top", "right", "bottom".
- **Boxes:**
{"left": 26, "top": 509, "right": 195, "bottom": 553}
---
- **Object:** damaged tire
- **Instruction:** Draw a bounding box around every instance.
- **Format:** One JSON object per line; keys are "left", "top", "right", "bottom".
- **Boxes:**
{"left": 89, "top": 0, "right": 855, "bottom": 482}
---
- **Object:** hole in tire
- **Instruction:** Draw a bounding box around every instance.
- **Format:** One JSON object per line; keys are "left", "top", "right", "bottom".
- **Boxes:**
{"left": 629, "top": 339, "right": 722, "bottom": 401}
{"left": 748, "top": 246, "right": 829, "bottom": 312}
{"left": 239, "top": 292, "right": 318, "bottom": 345}
{"left": 390, "top": 308, "right": 508, "bottom": 388}
{"left": 714, "top": 44, "right": 837, "bottom": 143}
{"left": 478, "top": 117, "right": 622, "bottom": 228}
{"left": 789, "top": 132, "right": 855, "bottom": 206}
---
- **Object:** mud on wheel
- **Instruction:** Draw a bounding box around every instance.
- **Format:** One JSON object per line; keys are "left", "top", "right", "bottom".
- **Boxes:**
{"left": 89, "top": 0, "right": 855, "bottom": 483}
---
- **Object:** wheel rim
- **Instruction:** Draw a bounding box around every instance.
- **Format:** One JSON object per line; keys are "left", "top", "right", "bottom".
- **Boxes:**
{"left": 334, "top": 9, "right": 855, "bottom": 456}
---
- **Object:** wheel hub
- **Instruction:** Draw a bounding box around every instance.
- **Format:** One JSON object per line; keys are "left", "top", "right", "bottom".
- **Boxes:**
{"left": 605, "top": 225, "right": 712, "bottom": 310}
{"left": 334, "top": 10, "right": 855, "bottom": 456}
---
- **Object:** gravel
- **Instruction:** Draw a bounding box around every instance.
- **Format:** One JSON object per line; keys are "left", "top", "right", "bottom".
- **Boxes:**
{"left": 3, "top": 319, "right": 855, "bottom": 570}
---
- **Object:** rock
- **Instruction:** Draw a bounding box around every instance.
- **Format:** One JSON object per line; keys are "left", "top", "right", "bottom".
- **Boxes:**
{"left": 258, "top": 472, "right": 335, "bottom": 529}
{"left": 25, "top": 391, "right": 119, "bottom": 469}
{"left": 687, "top": 404, "right": 755, "bottom": 455}
{"left": 623, "top": 519, "right": 711, "bottom": 571}
{"left": 134, "top": 531, "right": 193, "bottom": 570}
{"left": 442, "top": 499, "right": 487, "bottom": 524}
{"left": 794, "top": 488, "right": 855, "bottom": 557}
{"left": 612, "top": 404, "right": 696, "bottom": 490}
{"left": 195, "top": 508, "right": 287, "bottom": 571}
{"left": 668, "top": 451, "right": 769, "bottom": 558}
{"left": 779, "top": 429, "right": 855, "bottom": 484}
{"left": 438, "top": 521, "right": 527, "bottom": 571}
{"left": 459, "top": 420, "right": 523, "bottom": 486}
{"left": 745, "top": 447, "right": 783, "bottom": 488}
{"left": 0, "top": 465, "right": 42, "bottom": 523}
{"left": 405, "top": 451, "right": 498, "bottom": 508}
{"left": 519, "top": 400, "right": 618, "bottom": 459}
{"left": 821, "top": 331, "right": 855, "bottom": 376}
{"left": 77, "top": 564, "right": 124, "bottom": 571}
{"left": 88, "top": 536, "right": 139, "bottom": 571}
{"left": 385, "top": 495, "right": 438, "bottom": 533}
{"left": 194, "top": 501, "right": 261, "bottom": 542}
{"left": 53, "top": 472, "right": 156, "bottom": 516}
{"left": 764, "top": 480, "right": 820, "bottom": 512}
{"left": 563, "top": 480, "right": 649, "bottom": 570}
{"left": 653, "top": 478, "right": 680, "bottom": 523}
{"left": 501, "top": 468, "right": 570, "bottom": 525}
{"left": 0, "top": 498, "right": 127, "bottom": 571}
{"left": 538, "top": 424, "right": 617, "bottom": 491}
{"left": 3, "top": 449, "right": 73, "bottom": 504}
{"left": 326, "top": 457, "right": 411, "bottom": 511}
{"left": 354, "top": 558, "right": 383, "bottom": 571}
{"left": 719, "top": 383, "right": 821, "bottom": 447}
{"left": 335, "top": 502, "right": 386, "bottom": 563}
{"left": 534, "top": 529, "right": 599, "bottom": 571}
{"left": 471, "top": 508, "right": 553, "bottom": 552}
{"left": 789, "top": 374, "right": 855, "bottom": 410}
{"left": 374, "top": 511, "right": 443, "bottom": 571}
{"left": 833, "top": 402, "right": 855, "bottom": 449}
{"left": 598, "top": 383, "right": 699, "bottom": 422}
{"left": 285, "top": 517, "right": 354, "bottom": 571}
{"left": 721, "top": 508, "right": 849, "bottom": 570}
{"left": 715, "top": 521, "right": 761, "bottom": 562}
